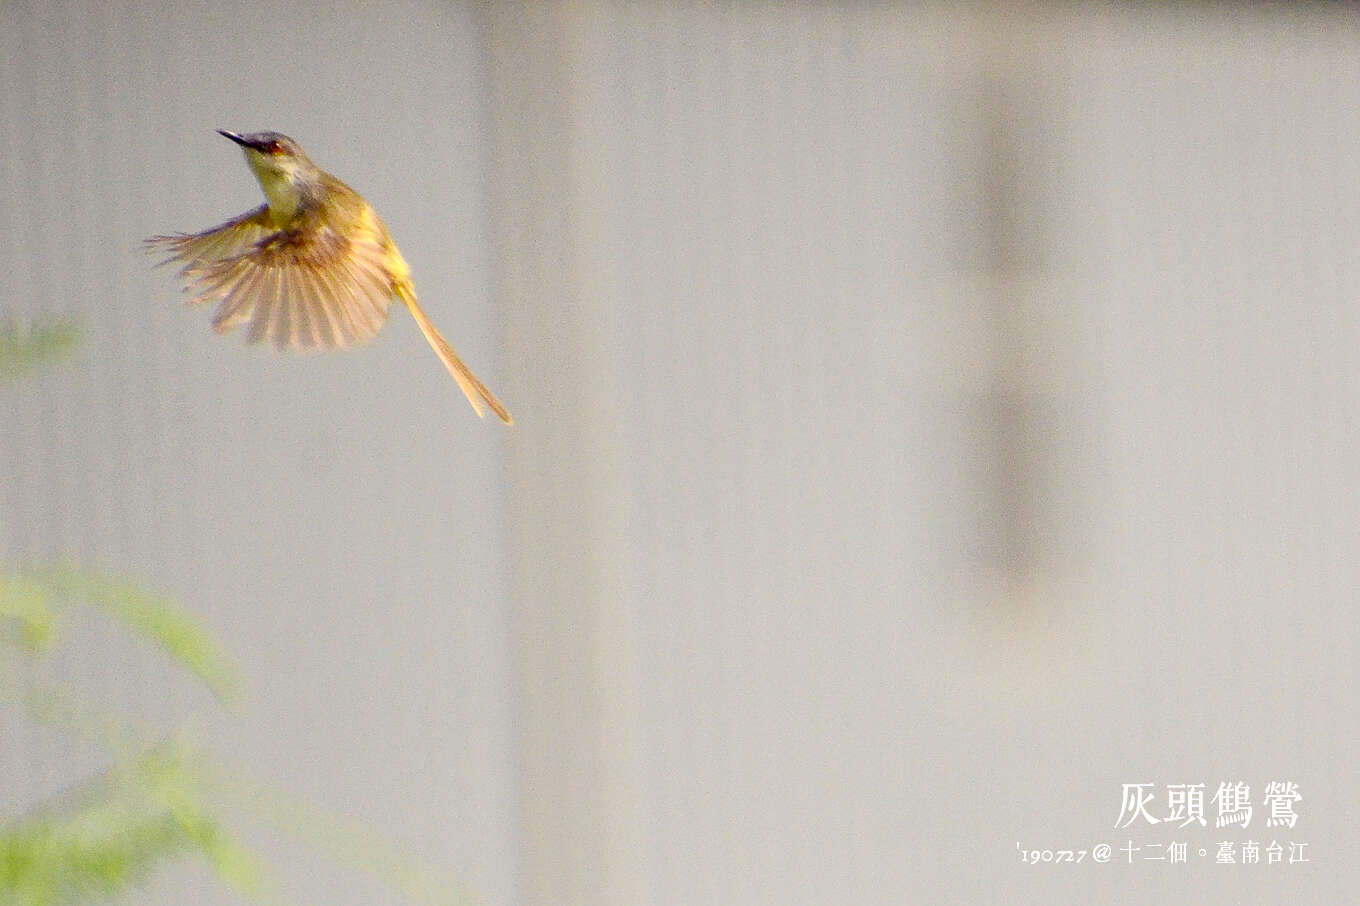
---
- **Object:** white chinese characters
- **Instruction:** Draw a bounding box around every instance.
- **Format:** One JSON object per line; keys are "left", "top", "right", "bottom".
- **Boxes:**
{"left": 1115, "top": 781, "right": 1301, "bottom": 830}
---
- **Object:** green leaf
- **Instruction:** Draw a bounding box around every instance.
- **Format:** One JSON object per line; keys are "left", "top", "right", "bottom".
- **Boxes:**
{"left": 0, "top": 743, "right": 261, "bottom": 905}
{"left": 0, "top": 317, "right": 81, "bottom": 385}
{"left": 19, "top": 566, "right": 241, "bottom": 705}
{"left": 0, "top": 575, "right": 60, "bottom": 651}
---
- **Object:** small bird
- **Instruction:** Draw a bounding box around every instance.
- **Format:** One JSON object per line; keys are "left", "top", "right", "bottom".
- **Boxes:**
{"left": 147, "top": 130, "right": 511, "bottom": 423}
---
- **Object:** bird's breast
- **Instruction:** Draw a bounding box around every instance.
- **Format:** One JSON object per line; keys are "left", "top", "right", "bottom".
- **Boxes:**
{"left": 253, "top": 168, "right": 304, "bottom": 225}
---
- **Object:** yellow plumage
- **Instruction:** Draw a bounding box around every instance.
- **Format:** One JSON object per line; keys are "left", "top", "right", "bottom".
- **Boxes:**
{"left": 147, "top": 130, "right": 512, "bottom": 424}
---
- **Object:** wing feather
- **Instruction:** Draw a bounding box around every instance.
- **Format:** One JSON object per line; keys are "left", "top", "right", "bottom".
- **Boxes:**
{"left": 308, "top": 264, "right": 355, "bottom": 346}
{"left": 297, "top": 266, "right": 341, "bottom": 348}
{"left": 245, "top": 266, "right": 275, "bottom": 346}
{"left": 145, "top": 206, "right": 274, "bottom": 287}
{"left": 344, "top": 256, "right": 392, "bottom": 335}
{"left": 159, "top": 214, "right": 396, "bottom": 352}
{"left": 197, "top": 253, "right": 265, "bottom": 309}
{"left": 212, "top": 263, "right": 265, "bottom": 334}
{"left": 294, "top": 268, "right": 322, "bottom": 350}
{"left": 267, "top": 266, "right": 289, "bottom": 348}
{"left": 284, "top": 268, "right": 307, "bottom": 349}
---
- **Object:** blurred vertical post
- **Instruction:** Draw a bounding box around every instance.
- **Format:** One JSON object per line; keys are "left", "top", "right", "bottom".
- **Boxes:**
{"left": 481, "top": 4, "right": 646, "bottom": 906}
{"left": 968, "top": 2, "right": 1062, "bottom": 591}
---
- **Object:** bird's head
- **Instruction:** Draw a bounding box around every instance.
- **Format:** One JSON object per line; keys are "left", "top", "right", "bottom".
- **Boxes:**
{"left": 219, "top": 130, "right": 319, "bottom": 221}
{"left": 219, "top": 130, "right": 314, "bottom": 179}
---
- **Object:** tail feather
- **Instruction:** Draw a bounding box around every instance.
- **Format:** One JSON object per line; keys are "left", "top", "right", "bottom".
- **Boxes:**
{"left": 399, "top": 286, "right": 512, "bottom": 424}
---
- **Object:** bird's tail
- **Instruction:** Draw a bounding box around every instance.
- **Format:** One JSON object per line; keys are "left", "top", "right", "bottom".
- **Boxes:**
{"left": 398, "top": 285, "right": 512, "bottom": 424}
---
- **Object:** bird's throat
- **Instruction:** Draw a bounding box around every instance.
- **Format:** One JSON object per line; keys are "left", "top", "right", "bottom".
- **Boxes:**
{"left": 253, "top": 167, "right": 303, "bottom": 225}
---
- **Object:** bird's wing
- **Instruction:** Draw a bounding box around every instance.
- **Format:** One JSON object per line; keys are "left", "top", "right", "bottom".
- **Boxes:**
{"left": 148, "top": 211, "right": 396, "bottom": 351}
{"left": 145, "top": 205, "right": 275, "bottom": 275}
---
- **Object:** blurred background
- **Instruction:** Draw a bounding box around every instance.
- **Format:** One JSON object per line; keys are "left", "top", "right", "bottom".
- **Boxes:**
{"left": 2, "top": 1, "right": 1357, "bottom": 903}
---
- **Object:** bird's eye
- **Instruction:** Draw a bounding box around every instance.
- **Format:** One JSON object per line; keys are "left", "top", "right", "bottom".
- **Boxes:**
{"left": 264, "top": 141, "right": 283, "bottom": 154}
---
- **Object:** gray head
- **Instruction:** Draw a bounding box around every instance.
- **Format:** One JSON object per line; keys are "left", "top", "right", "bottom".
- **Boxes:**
{"left": 219, "top": 129, "right": 315, "bottom": 167}
{"left": 218, "top": 130, "right": 321, "bottom": 216}
{"left": 218, "top": 129, "right": 308, "bottom": 154}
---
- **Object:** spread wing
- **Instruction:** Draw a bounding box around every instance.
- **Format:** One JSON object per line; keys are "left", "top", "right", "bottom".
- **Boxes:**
{"left": 145, "top": 207, "right": 396, "bottom": 351}
{"left": 146, "top": 205, "right": 275, "bottom": 273}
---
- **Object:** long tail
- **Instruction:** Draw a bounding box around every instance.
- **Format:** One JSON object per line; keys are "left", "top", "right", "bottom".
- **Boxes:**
{"left": 398, "top": 285, "right": 513, "bottom": 424}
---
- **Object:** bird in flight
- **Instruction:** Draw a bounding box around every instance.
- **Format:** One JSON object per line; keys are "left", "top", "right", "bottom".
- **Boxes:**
{"left": 147, "top": 130, "right": 512, "bottom": 423}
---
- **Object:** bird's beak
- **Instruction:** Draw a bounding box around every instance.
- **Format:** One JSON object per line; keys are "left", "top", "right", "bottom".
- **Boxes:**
{"left": 218, "top": 130, "right": 254, "bottom": 149}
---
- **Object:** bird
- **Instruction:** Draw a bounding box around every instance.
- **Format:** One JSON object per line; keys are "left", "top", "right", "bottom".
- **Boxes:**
{"left": 146, "top": 130, "right": 512, "bottom": 424}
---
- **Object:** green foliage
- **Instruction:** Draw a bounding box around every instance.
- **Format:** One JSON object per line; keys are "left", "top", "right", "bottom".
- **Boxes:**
{"left": 0, "top": 575, "right": 58, "bottom": 650}
{"left": 3, "top": 566, "right": 241, "bottom": 704}
{"left": 2, "top": 316, "right": 475, "bottom": 905}
{"left": 0, "top": 317, "right": 81, "bottom": 385}
{"left": 1, "top": 566, "right": 256, "bottom": 904}
{"left": 1, "top": 320, "right": 256, "bottom": 902}
{"left": 0, "top": 742, "right": 260, "bottom": 906}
